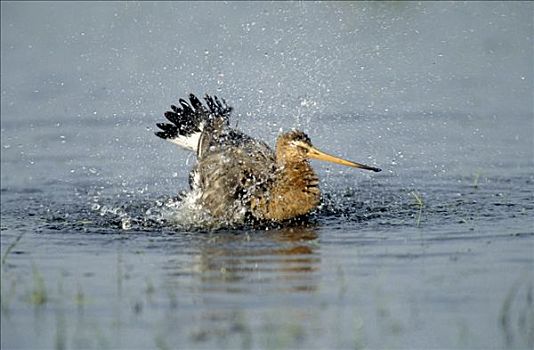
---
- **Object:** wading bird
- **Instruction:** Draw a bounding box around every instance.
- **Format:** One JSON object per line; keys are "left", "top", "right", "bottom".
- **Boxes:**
{"left": 156, "top": 94, "right": 380, "bottom": 224}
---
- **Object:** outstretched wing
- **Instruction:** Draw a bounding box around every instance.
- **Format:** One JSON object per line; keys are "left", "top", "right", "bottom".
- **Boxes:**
{"left": 155, "top": 94, "right": 233, "bottom": 153}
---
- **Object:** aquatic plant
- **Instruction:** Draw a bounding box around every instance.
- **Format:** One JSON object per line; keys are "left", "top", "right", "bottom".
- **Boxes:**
{"left": 29, "top": 264, "right": 47, "bottom": 306}
{"left": 411, "top": 191, "right": 424, "bottom": 227}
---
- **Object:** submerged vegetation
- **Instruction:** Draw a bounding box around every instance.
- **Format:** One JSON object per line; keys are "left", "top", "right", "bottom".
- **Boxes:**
{"left": 29, "top": 264, "right": 48, "bottom": 306}
{"left": 1, "top": 231, "right": 25, "bottom": 266}
{"left": 410, "top": 191, "right": 424, "bottom": 227}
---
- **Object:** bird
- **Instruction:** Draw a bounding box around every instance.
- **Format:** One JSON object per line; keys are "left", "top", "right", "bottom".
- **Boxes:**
{"left": 155, "top": 94, "right": 381, "bottom": 225}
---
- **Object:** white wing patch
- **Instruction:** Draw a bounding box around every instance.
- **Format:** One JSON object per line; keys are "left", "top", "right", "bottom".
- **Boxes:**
{"left": 164, "top": 121, "right": 205, "bottom": 152}
{"left": 166, "top": 131, "right": 202, "bottom": 152}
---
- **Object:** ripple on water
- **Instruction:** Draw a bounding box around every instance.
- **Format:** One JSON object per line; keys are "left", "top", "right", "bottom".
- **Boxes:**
{"left": 1, "top": 173, "right": 530, "bottom": 242}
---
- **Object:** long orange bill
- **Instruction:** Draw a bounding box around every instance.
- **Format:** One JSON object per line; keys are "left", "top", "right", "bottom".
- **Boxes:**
{"left": 307, "top": 146, "right": 381, "bottom": 172}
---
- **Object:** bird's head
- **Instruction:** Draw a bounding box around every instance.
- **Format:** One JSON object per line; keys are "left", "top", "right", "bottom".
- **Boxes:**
{"left": 276, "top": 129, "right": 381, "bottom": 172}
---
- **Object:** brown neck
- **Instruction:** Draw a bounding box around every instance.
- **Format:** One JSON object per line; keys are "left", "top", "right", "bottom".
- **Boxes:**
{"left": 251, "top": 159, "right": 321, "bottom": 222}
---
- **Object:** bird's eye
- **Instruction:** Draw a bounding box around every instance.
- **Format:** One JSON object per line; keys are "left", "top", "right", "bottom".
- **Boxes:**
{"left": 289, "top": 140, "right": 309, "bottom": 153}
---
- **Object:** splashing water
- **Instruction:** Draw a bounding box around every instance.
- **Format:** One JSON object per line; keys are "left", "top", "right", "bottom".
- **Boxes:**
{"left": 88, "top": 188, "right": 231, "bottom": 232}
{"left": 159, "top": 190, "right": 222, "bottom": 230}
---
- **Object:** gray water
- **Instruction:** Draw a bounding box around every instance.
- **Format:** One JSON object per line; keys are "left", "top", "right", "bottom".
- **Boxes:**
{"left": 1, "top": 2, "right": 533, "bottom": 349}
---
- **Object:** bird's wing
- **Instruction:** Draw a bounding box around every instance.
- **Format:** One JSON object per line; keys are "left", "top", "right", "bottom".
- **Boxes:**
{"left": 155, "top": 94, "right": 232, "bottom": 154}
{"left": 191, "top": 139, "right": 276, "bottom": 222}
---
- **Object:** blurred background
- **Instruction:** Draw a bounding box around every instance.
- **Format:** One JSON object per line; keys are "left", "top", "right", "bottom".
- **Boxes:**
{"left": 1, "top": 1, "right": 532, "bottom": 191}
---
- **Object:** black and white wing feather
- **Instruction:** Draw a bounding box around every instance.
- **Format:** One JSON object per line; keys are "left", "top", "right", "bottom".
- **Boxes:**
{"left": 155, "top": 94, "right": 233, "bottom": 154}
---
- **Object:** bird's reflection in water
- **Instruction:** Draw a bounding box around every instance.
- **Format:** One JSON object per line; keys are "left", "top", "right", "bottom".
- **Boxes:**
{"left": 189, "top": 224, "right": 320, "bottom": 294}
{"left": 159, "top": 225, "right": 321, "bottom": 346}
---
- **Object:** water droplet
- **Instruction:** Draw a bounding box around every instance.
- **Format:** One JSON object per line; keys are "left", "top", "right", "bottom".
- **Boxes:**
{"left": 121, "top": 218, "right": 132, "bottom": 230}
